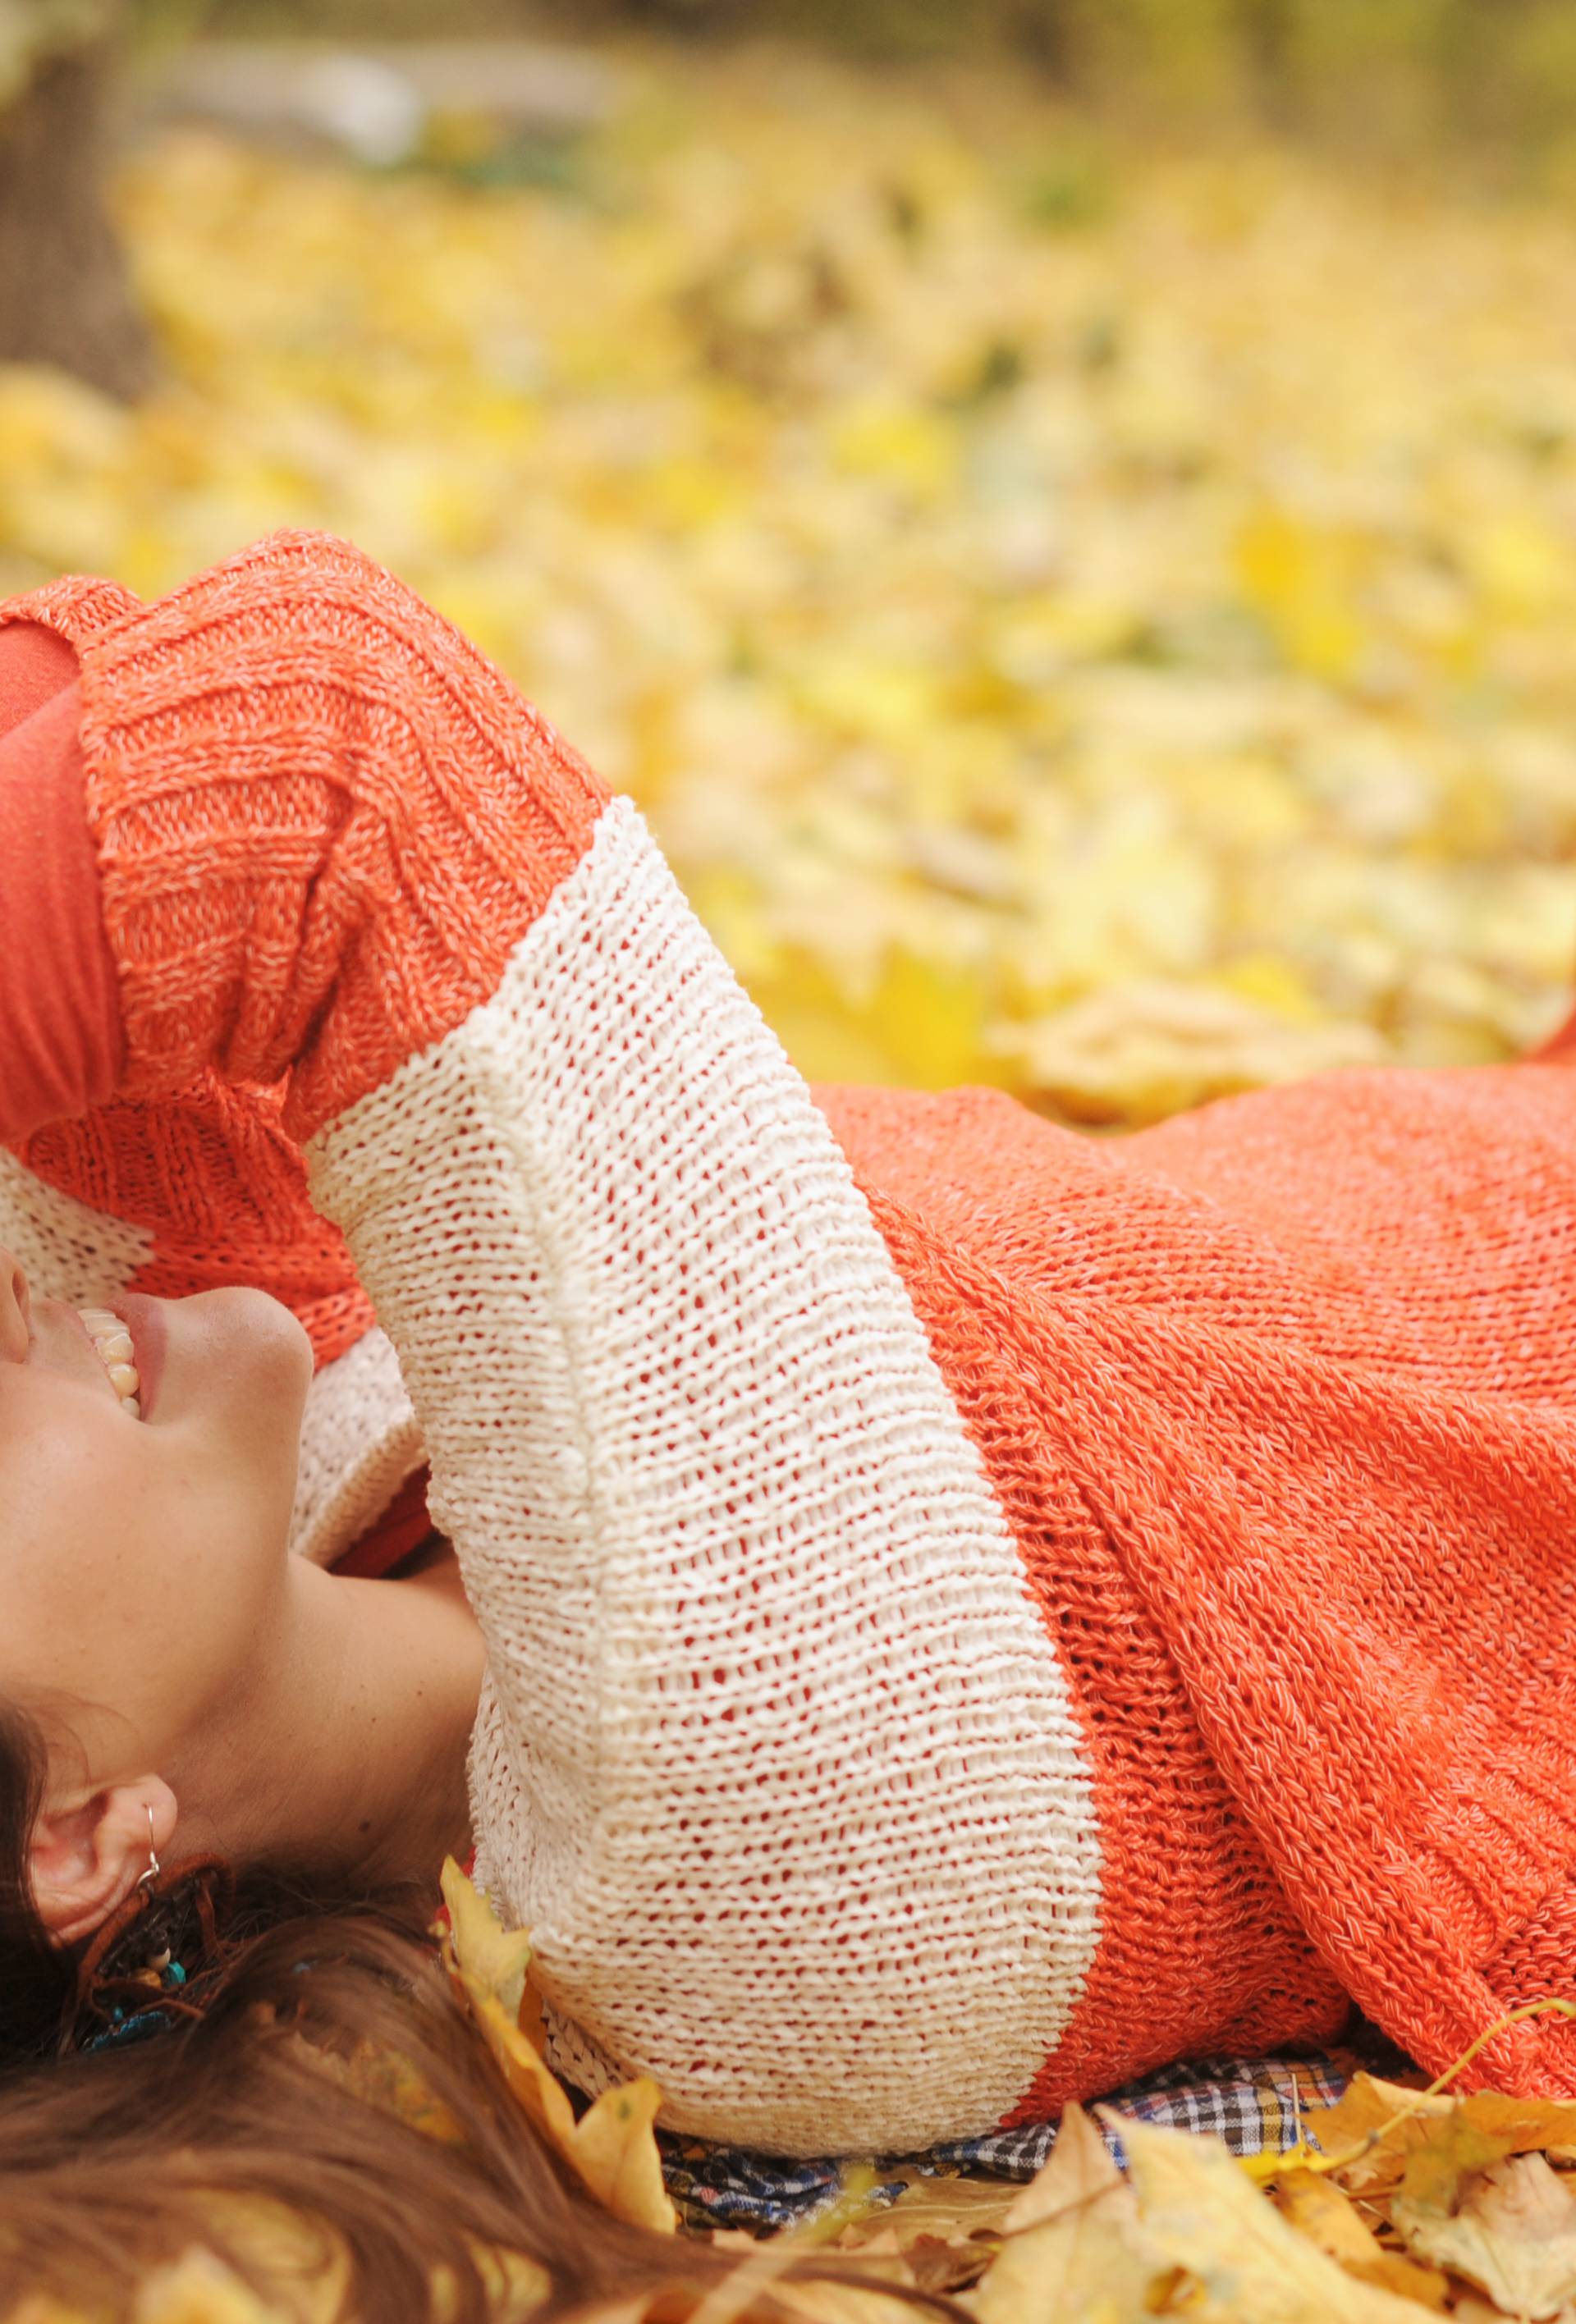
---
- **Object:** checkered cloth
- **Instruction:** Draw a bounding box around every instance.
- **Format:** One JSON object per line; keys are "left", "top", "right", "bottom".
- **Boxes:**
{"left": 660, "top": 2052, "right": 1357, "bottom": 2231}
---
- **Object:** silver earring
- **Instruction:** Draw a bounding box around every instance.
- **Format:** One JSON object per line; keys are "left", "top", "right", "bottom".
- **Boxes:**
{"left": 134, "top": 1804, "right": 161, "bottom": 1893}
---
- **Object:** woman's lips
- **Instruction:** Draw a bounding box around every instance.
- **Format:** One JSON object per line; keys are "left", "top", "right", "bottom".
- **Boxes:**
{"left": 113, "top": 1292, "right": 165, "bottom": 1418}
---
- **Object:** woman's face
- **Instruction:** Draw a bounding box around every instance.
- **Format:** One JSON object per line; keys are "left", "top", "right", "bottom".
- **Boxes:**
{"left": 0, "top": 1245, "right": 313, "bottom": 1771}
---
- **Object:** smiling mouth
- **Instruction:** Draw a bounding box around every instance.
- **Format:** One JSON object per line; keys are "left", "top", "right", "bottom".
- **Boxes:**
{"left": 76, "top": 1306, "right": 143, "bottom": 1419}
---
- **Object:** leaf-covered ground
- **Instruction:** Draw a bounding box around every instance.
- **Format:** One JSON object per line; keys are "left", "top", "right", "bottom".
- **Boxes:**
{"left": 111, "top": 1871, "right": 1576, "bottom": 2322}
{"left": 7, "top": 39, "right": 1576, "bottom": 1124}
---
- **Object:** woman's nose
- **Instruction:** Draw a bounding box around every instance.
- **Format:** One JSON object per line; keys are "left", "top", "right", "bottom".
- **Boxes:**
{"left": 0, "top": 1247, "right": 31, "bottom": 1362}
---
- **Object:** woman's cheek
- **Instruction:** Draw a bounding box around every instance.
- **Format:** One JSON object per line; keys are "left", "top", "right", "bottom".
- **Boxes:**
{"left": 0, "top": 1413, "right": 166, "bottom": 1700}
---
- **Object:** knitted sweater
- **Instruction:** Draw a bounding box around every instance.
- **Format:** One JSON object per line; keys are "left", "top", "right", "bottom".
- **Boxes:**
{"left": 3, "top": 533, "right": 1576, "bottom": 2155}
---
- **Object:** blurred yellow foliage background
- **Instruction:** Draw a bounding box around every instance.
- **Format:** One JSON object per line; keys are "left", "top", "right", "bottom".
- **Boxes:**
{"left": 7, "top": 40, "right": 1576, "bottom": 1126}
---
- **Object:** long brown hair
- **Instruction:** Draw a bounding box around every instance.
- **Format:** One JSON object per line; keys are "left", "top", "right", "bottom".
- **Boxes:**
{"left": 0, "top": 1704, "right": 932, "bottom": 2322}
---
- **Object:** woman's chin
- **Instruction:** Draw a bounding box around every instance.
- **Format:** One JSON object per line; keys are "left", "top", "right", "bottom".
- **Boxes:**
{"left": 133, "top": 1285, "right": 314, "bottom": 1431}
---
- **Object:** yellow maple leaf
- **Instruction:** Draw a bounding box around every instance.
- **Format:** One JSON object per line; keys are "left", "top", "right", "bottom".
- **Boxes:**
{"left": 1118, "top": 2114, "right": 1425, "bottom": 2323}
{"left": 571, "top": 2080, "right": 676, "bottom": 2241}
{"left": 439, "top": 1852, "right": 534, "bottom": 2024}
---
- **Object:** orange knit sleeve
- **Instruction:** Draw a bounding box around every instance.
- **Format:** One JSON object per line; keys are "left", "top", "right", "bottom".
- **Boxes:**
{"left": 0, "top": 579, "right": 376, "bottom": 1372}
{"left": 66, "top": 529, "right": 608, "bottom": 1143}
{"left": 0, "top": 634, "right": 124, "bottom": 1141}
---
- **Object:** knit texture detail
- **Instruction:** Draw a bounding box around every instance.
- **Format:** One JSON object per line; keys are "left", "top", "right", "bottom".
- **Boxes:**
{"left": 0, "top": 574, "right": 143, "bottom": 656}
{"left": 286, "top": 1324, "right": 423, "bottom": 1570}
{"left": 837, "top": 1148, "right": 1349, "bottom": 2110}
{"left": 824, "top": 1069, "right": 1576, "bottom": 2102}
{"left": 71, "top": 530, "right": 608, "bottom": 1140}
{"left": 0, "top": 1140, "right": 153, "bottom": 1309}
{"left": 19, "top": 1077, "right": 373, "bottom": 1364}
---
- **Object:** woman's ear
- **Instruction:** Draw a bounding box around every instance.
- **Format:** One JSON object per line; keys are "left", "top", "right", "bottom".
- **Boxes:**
{"left": 29, "top": 1775, "right": 178, "bottom": 1947}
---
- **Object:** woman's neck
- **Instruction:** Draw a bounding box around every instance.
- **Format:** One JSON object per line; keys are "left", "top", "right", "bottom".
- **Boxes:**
{"left": 175, "top": 1555, "right": 486, "bottom": 1892}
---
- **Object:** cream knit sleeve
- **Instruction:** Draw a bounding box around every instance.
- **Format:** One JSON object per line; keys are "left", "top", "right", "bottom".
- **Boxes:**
{"left": 307, "top": 797, "right": 1099, "bottom": 2156}
{"left": 55, "top": 533, "right": 1104, "bottom": 2156}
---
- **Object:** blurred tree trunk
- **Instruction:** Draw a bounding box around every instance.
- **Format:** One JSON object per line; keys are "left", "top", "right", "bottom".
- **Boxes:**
{"left": 0, "top": 3, "right": 153, "bottom": 400}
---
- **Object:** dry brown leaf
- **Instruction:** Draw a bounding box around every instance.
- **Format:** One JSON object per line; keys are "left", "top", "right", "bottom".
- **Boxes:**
{"left": 838, "top": 2227, "right": 902, "bottom": 2262}
{"left": 131, "top": 2247, "right": 301, "bottom": 2323}
{"left": 900, "top": 2235, "right": 991, "bottom": 2295}
{"left": 1002, "top": 2101, "right": 1122, "bottom": 2231}
{"left": 969, "top": 2106, "right": 1154, "bottom": 2324}
{"left": 1117, "top": 2114, "right": 1426, "bottom": 2323}
{"left": 322, "top": 2037, "right": 467, "bottom": 2148}
{"left": 967, "top": 2208, "right": 1156, "bottom": 2324}
{"left": 1395, "top": 2149, "right": 1576, "bottom": 2318}
{"left": 1323, "top": 2076, "right": 1576, "bottom": 2157}
{"left": 1351, "top": 2253, "right": 1453, "bottom": 2311}
{"left": 1274, "top": 2169, "right": 1449, "bottom": 2308}
{"left": 149, "top": 2200, "right": 354, "bottom": 2324}
{"left": 447, "top": 1946, "right": 580, "bottom": 2152}
{"left": 1303, "top": 2073, "right": 1453, "bottom": 2195}
{"left": 773, "top": 2287, "right": 928, "bottom": 2324}
{"left": 1001, "top": 977, "right": 1391, "bottom": 1126}
{"left": 685, "top": 2231, "right": 908, "bottom": 2324}
{"left": 1275, "top": 2164, "right": 1388, "bottom": 2264}
{"left": 1459, "top": 2092, "right": 1576, "bottom": 2152}
{"left": 1330, "top": 2073, "right": 1453, "bottom": 2125}
{"left": 1392, "top": 2111, "right": 1524, "bottom": 2217}
{"left": 573, "top": 2079, "right": 678, "bottom": 2237}
{"left": 661, "top": 2165, "right": 924, "bottom": 2324}
{"left": 555, "top": 2303, "right": 654, "bottom": 2324}
{"left": 841, "top": 2175, "right": 1020, "bottom": 2251}
{"left": 428, "top": 2248, "right": 552, "bottom": 2324}
{"left": 439, "top": 1858, "right": 676, "bottom": 2233}
{"left": 827, "top": 2171, "right": 1016, "bottom": 2292}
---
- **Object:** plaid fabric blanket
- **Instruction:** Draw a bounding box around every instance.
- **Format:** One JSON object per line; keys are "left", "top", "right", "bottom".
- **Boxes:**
{"left": 660, "top": 2052, "right": 1358, "bottom": 2231}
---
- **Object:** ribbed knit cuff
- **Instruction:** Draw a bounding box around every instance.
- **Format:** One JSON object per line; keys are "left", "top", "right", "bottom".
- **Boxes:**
{"left": 71, "top": 531, "right": 610, "bottom": 1140}
{"left": 0, "top": 574, "right": 144, "bottom": 656}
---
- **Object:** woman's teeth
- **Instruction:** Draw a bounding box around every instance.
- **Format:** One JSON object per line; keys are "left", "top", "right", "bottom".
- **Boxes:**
{"left": 76, "top": 1306, "right": 142, "bottom": 1417}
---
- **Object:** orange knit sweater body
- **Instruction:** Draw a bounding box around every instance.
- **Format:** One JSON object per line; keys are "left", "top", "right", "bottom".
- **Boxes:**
{"left": 2, "top": 532, "right": 1574, "bottom": 2153}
